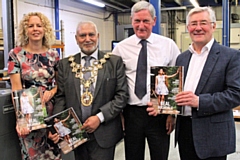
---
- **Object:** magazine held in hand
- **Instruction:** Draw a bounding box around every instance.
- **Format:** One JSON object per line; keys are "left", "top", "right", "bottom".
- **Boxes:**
{"left": 44, "top": 107, "right": 88, "bottom": 154}
{"left": 12, "top": 86, "right": 47, "bottom": 131}
{"left": 150, "top": 66, "right": 184, "bottom": 115}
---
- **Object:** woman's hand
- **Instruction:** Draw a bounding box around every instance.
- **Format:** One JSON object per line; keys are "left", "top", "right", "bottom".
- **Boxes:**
{"left": 16, "top": 123, "right": 30, "bottom": 136}
{"left": 42, "top": 90, "right": 53, "bottom": 102}
{"left": 42, "top": 86, "right": 57, "bottom": 103}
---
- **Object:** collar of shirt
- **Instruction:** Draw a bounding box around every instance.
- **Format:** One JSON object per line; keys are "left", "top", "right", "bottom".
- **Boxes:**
{"left": 183, "top": 38, "right": 214, "bottom": 116}
{"left": 134, "top": 33, "right": 154, "bottom": 45}
{"left": 189, "top": 38, "right": 214, "bottom": 55}
{"left": 80, "top": 48, "right": 98, "bottom": 60}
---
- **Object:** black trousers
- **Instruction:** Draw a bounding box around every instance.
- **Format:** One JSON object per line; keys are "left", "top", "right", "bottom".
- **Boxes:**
{"left": 123, "top": 105, "right": 170, "bottom": 160}
{"left": 74, "top": 134, "right": 115, "bottom": 160}
{"left": 178, "top": 116, "right": 227, "bottom": 160}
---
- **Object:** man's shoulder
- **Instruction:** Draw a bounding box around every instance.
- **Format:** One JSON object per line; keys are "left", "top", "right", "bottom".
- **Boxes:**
{"left": 59, "top": 53, "right": 80, "bottom": 63}
{"left": 62, "top": 53, "right": 79, "bottom": 60}
{"left": 99, "top": 51, "right": 122, "bottom": 61}
{"left": 147, "top": 33, "right": 178, "bottom": 49}
{"left": 151, "top": 33, "right": 175, "bottom": 42}
{"left": 212, "top": 42, "right": 240, "bottom": 56}
{"left": 178, "top": 50, "right": 190, "bottom": 59}
{"left": 218, "top": 43, "right": 238, "bottom": 52}
{"left": 109, "top": 53, "right": 122, "bottom": 62}
{"left": 118, "top": 34, "right": 136, "bottom": 44}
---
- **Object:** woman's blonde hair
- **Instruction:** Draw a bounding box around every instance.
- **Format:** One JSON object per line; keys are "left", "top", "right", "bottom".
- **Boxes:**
{"left": 16, "top": 12, "right": 55, "bottom": 48}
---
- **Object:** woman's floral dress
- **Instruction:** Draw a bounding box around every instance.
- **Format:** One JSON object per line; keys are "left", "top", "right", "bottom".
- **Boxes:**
{"left": 8, "top": 47, "right": 61, "bottom": 160}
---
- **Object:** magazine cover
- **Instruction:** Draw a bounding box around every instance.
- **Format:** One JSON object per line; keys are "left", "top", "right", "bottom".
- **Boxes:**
{"left": 150, "top": 66, "right": 184, "bottom": 115}
{"left": 44, "top": 107, "right": 88, "bottom": 154}
{"left": 12, "top": 86, "right": 47, "bottom": 131}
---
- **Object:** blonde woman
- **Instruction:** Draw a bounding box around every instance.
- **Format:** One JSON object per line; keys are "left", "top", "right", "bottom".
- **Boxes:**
{"left": 8, "top": 12, "right": 61, "bottom": 159}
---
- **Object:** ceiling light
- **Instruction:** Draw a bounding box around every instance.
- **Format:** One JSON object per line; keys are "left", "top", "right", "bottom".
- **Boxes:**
{"left": 82, "top": 0, "right": 105, "bottom": 8}
{"left": 190, "top": 0, "right": 199, "bottom": 7}
{"left": 132, "top": 0, "right": 140, "bottom": 2}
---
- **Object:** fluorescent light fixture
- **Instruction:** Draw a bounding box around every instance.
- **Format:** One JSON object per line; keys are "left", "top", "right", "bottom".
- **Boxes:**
{"left": 190, "top": 0, "right": 199, "bottom": 7}
{"left": 82, "top": 0, "right": 105, "bottom": 8}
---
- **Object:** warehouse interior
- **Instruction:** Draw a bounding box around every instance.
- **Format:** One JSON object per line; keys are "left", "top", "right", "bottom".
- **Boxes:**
{"left": 0, "top": 0, "right": 240, "bottom": 160}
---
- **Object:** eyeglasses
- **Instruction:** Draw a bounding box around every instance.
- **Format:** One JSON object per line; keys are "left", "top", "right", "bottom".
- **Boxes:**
{"left": 188, "top": 21, "right": 214, "bottom": 29}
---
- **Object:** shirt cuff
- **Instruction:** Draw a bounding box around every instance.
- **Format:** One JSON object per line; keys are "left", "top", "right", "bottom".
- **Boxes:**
{"left": 96, "top": 112, "right": 104, "bottom": 123}
{"left": 197, "top": 96, "right": 199, "bottom": 110}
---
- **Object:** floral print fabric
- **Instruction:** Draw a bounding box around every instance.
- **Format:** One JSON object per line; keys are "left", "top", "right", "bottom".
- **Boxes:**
{"left": 8, "top": 47, "right": 59, "bottom": 89}
{"left": 8, "top": 47, "right": 61, "bottom": 160}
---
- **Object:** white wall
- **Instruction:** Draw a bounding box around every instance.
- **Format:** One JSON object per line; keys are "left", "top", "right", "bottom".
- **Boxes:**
{"left": 15, "top": 0, "right": 115, "bottom": 58}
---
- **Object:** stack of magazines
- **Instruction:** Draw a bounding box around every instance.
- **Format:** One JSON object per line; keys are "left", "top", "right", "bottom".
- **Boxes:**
{"left": 12, "top": 86, "right": 88, "bottom": 154}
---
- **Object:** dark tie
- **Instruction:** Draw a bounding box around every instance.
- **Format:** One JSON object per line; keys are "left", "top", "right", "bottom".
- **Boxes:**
{"left": 135, "top": 40, "right": 147, "bottom": 99}
{"left": 81, "top": 56, "right": 94, "bottom": 122}
{"left": 83, "top": 56, "right": 92, "bottom": 81}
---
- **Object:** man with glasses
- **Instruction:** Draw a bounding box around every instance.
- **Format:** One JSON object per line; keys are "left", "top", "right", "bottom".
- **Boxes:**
{"left": 175, "top": 6, "right": 240, "bottom": 160}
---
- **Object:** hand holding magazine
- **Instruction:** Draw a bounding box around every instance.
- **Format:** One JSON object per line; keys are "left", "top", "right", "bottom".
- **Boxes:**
{"left": 150, "top": 66, "right": 184, "bottom": 115}
{"left": 44, "top": 107, "right": 89, "bottom": 154}
{"left": 12, "top": 86, "right": 47, "bottom": 131}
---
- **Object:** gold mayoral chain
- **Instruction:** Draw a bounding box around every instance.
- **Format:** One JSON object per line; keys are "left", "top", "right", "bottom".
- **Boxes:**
{"left": 68, "top": 52, "right": 111, "bottom": 106}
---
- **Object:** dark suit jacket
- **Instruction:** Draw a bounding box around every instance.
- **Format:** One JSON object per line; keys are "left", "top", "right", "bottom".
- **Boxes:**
{"left": 175, "top": 41, "right": 240, "bottom": 159}
{"left": 54, "top": 51, "right": 128, "bottom": 148}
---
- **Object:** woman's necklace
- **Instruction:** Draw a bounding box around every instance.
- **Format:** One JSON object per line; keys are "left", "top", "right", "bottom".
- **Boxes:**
{"left": 68, "top": 52, "right": 111, "bottom": 106}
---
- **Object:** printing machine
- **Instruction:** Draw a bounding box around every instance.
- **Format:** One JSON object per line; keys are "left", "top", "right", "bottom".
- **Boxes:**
{"left": 0, "top": 89, "right": 21, "bottom": 160}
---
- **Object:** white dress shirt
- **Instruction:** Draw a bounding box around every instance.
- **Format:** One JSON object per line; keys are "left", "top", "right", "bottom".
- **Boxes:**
{"left": 112, "top": 33, "right": 180, "bottom": 106}
{"left": 183, "top": 38, "right": 214, "bottom": 116}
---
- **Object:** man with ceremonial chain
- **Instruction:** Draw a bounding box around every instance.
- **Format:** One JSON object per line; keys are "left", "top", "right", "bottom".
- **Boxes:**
{"left": 51, "top": 21, "right": 128, "bottom": 160}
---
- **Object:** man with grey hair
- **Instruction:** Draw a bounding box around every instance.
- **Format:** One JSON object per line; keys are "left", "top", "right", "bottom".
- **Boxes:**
{"left": 51, "top": 21, "right": 128, "bottom": 160}
{"left": 112, "top": 1, "right": 180, "bottom": 160}
{"left": 175, "top": 6, "right": 240, "bottom": 160}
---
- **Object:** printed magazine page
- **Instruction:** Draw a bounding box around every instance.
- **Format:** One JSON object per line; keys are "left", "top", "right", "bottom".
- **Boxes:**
{"left": 12, "top": 86, "right": 47, "bottom": 131}
{"left": 150, "top": 66, "right": 184, "bottom": 115}
{"left": 44, "top": 107, "right": 88, "bottom": 154}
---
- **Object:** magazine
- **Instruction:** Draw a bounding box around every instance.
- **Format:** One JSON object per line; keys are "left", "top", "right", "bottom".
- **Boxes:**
{"left": 12, "top": 86, "right": 47, "bottom": 131}
{"left": 44, "top": 107, "right": 88, "bottom": 154}
{"left": 150, "top": 66, "right": 184, "bottom": 115}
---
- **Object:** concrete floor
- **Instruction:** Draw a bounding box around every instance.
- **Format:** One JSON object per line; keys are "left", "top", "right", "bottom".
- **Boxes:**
{"left": 114, "top": 122, "right": 240, "bottom": 160}
{"left": 63, "top": 122, "right": 240, "bottom": 160}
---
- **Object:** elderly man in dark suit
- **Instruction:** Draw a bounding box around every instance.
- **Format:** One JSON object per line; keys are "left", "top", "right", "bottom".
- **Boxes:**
{"left": 52, "top": 21, "right": 128, "bottom": 160}
{"left": 175, "top": 7, "right": 240, "bottom": 160}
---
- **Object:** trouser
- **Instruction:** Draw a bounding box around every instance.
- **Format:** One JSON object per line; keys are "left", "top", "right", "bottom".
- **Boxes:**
{"left": 123, "top": 104, "right": 170, "bottom": 160}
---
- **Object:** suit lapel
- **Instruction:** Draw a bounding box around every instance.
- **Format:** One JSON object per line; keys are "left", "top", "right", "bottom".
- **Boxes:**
{"left": 73, "top": 53, "right": 81, "bottom": 105}
{"left": 94, "top": 51, "right": 105, "bottom": 99}
{"left": 182, "top": 52, "right": 192, "bottom": 83}
{"left": 195, "top": 41, "right": 220, "bottom": 94}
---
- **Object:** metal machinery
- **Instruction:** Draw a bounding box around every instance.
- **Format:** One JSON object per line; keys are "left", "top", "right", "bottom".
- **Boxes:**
{"left": 0, "top": 89, "right": 21, "bottom": 160}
